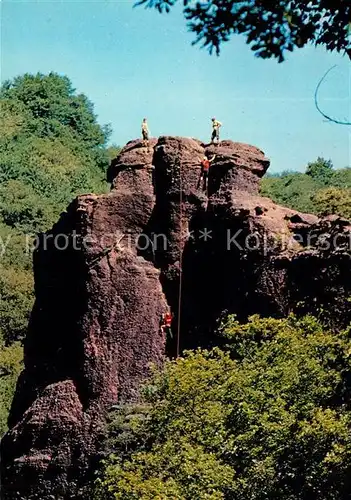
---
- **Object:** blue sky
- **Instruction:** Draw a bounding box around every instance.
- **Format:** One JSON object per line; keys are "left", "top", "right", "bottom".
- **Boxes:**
{"left": 1, "top": 0, "right": 350, "bottom": 173}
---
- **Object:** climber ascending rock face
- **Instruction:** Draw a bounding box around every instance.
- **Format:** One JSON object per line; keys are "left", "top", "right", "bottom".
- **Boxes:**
{"left": 2, "top": 137, "right": 350, "bottom": 499}
{"left": 198, "top": 154, "right": 216, "bottom": 191}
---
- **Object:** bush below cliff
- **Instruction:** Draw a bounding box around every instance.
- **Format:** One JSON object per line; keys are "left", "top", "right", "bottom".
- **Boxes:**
{"left": 96, "top": 315, "right": 351, "bottom": 500}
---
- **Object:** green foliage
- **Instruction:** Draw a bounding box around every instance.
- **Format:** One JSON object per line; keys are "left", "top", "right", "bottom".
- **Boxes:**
{"left": 0, "top": 180, "right": 55, "bottom": 232}
{"left": 96, "top": 315, "right": 351, "bottom": 499}
{"left": 0, "top": 263, "right": 34, "bottom": 344}
{"left": 0, "top": 340, "right": 23, "bottom": 435}
{"left": 261, "top": 171, "right": 318, "bottom": 213}
{"left": 306, "top": 157, "right": 334, "bottom": 184}
{"left": 1, "top": 73, "right": 110, "bottom": 151}
{"left": 312, "top": 187, "right": 351, "bottom": 219}
{"left": 136, "top": 1, "right": 351, "bottom": 62}
{"left": 107, "top": 145, "right": 122, "bottom": 163}
{"left": 0, "top": 72, "right": 118, "bottom": 431}
{"left": 0, "top": 72, "right": 113, "bottom": 341}
{"left": 0, "top": 73, "right": 112, "bottom": 232}
{"left": 261, "top": 158, "right": 351, "bottom": 218}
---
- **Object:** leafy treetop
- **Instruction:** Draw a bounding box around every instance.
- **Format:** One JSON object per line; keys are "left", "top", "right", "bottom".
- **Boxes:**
{"left": 260, "top": 157, "right": 351, "bottom": 218}
{"left": 1, "top": 72, "right": 111, "bottom": 150}
{"left": 306, "top": 156, "right": 334, "bottom": 183}
{"left": 0, "top": 72, "right": 117, "bottom": 435}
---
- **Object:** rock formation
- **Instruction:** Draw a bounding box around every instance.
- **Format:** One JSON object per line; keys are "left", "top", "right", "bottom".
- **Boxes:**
{"left": 2, "top": 137, "right": 350, "bottom": 499}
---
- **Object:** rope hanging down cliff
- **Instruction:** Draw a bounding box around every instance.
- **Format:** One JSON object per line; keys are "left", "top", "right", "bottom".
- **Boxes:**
{"left": 176, "top": 150, "right": 184, "bottom": 359}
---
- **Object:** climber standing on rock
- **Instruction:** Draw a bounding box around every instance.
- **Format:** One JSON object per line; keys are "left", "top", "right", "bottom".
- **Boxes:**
{"left": 141, "top": 118, "right": 150, "bottom": 149}
{"left": 198, "top": 154, "right": 216, "bottom": 191}
{"left": 211, "top": 117, "right": 222, "bottom": 143}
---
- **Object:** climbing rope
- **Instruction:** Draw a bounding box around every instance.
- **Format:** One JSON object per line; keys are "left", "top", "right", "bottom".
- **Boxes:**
{"left": 176, "top": 154, "right": 183, "bottom": 359}
{"left": 205, "top": 173, "right": 210, "bottom": 210}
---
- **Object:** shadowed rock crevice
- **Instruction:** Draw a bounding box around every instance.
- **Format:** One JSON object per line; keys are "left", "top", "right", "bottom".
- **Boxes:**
{"left": 2, "top": 136, "right": 350, "bottom": 499}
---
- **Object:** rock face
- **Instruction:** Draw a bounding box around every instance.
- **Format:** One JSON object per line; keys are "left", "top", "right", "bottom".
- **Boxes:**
{"left": 2, "top": 137, "right": 350, "bottom": 499}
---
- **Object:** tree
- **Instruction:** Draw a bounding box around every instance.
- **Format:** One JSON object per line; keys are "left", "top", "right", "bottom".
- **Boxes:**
{"left": 330, "top": 167, "right": 351, "bottom": 189}
{"left": 0, "top": 73, "right": 111, "bottom": 151}
{"left": 136, "top": 0, "right": 351, "bottom": 62}
{"left": 260, "top": 160, "right": 351, "bottom": 219}
{"left": 306, "top": 157, "right": 333, "bottom": 184}
{"left": 95, "top": 315, "right": 351, "bottom": 500}
{"left": 0, "top": 73, "right": 112, "bottom": 344}
{"left": 260, "top": 171, "right": 319, "bottom": 214}
{"left": 0, "top": 73, "right": 115, "bottom": 431}
{"left": 313, "top": 187, "right": 351, "bottom": 219}
{"left": 106, "top": 144, "right": 122, "bottom": 162}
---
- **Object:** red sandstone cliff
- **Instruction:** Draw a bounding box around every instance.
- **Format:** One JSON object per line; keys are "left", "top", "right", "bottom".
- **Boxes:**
{"left": 1, "top": 137, "right": 350, "bottom": 499}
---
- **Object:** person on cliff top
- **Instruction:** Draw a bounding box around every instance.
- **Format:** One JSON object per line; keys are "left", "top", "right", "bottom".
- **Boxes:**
{"left": 211, "top": 117, "right": 222, "bottom": 143}
{"left": 160, "top": 309, "right": 173, "bottom": 338}
{"left": 198, "top": 154, "right": 216, "bottom": 191}
{"left": 141, "top": 118, "right": 150, "bottom": 149}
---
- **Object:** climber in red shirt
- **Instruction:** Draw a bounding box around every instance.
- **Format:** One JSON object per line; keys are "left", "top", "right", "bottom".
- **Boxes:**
{"left": 198, "top": 154, "right": 216, "bottom": 191}
{"left": 160, "top": 309, "right": 173, "bottom": 338}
